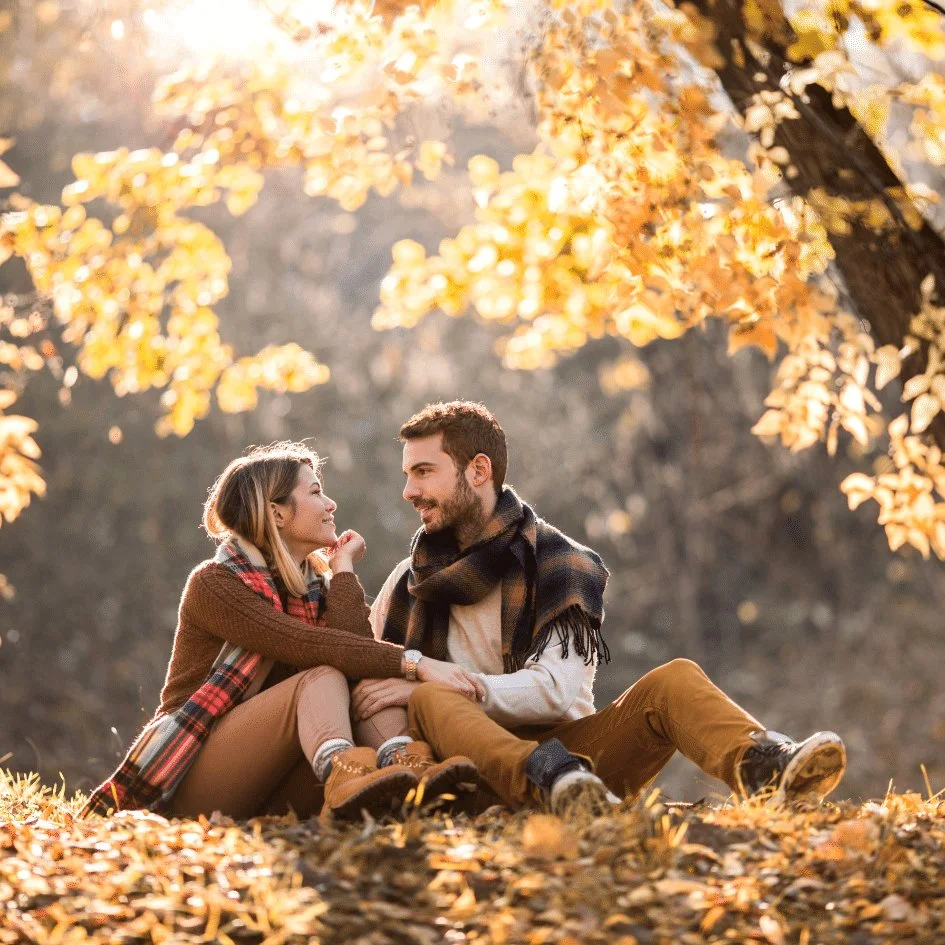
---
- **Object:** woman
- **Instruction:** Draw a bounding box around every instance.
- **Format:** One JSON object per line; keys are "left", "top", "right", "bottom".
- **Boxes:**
{"left": 82, "top": 442, "right": 481, "bottom": 822}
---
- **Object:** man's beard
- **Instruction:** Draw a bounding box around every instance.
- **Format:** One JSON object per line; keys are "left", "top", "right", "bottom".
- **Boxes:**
{"left": 420, "top": 474, "right": 485, "bottom": 537}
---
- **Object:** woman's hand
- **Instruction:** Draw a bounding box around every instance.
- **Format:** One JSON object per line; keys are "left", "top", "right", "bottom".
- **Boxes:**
{"left": 328, "top": 530, "right": 366, "bottom": 573}
{"left": 416, "top": 657, "right": 486, "bottom": 702}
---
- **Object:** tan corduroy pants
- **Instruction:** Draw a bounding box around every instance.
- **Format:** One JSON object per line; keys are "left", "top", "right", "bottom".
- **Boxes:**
{"left": 408, "top": 658, "right": 763, "bottom": 808}
{"left": 165, "top": 666, "right": 409, "bottom": 819}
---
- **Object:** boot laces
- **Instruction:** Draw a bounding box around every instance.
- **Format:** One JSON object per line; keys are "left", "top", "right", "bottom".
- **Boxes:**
{"left": 332, "top": 757, "right": 373, "bottom": 777}
{"left": 753, "top": 740, "right": 794, "bottom": 762}
{"left": 392, "top": 748, "right": 430, "bottom": 770}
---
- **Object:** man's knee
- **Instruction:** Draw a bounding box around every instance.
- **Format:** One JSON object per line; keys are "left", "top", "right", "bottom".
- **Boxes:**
{"left": 406, "top": 682, "right": 455, "bottom": 726}
{"left": 638, "top": 658, "right": 707, "bottom": 694}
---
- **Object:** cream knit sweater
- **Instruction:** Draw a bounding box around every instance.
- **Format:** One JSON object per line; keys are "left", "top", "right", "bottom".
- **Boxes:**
{"left": 370, "top": 559, "right": 597, "bottom": 727}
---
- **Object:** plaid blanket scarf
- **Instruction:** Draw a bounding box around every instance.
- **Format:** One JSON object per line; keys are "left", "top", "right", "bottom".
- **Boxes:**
{"left": 382, "top": 487, "right": 610, "bottom": 672}
{"left": 81, "top": 538, "right": 325, "bottom": 817}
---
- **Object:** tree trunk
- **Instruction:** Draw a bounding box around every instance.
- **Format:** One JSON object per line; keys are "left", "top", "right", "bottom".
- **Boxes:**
{"left": 689, "top": 0, "right": 945, "bottom": 444}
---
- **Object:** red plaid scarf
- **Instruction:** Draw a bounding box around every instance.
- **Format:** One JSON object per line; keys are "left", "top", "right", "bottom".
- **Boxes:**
{"left": 81, "top": 538, "right": 325, "bottom": 817}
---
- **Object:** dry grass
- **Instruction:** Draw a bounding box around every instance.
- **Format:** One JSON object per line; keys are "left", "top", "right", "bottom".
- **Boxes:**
{"left": 3, "top": 769, "right": 944, "bottom": 944}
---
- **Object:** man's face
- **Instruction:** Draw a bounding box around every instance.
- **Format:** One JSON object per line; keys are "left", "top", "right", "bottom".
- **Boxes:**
{"left": 402, "top": 435, "right": 482, "bottom": 534}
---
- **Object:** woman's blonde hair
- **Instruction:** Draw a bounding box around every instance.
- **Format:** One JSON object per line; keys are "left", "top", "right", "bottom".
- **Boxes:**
{"left": 203, "top": 441, "right": 328, "bottom": 597}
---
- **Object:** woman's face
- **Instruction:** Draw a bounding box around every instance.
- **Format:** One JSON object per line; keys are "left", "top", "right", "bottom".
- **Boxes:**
{"left": 274, "top": 464, "right": 338, "bottom": 557}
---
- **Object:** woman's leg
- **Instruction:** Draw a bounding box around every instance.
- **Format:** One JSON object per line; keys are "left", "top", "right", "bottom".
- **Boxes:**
{"left": 166, "top": 665, "right": 352, "bottom": 819}
{"left": 354, "top": 707, "right": 410, "bottom": 750}
{"left": 261, "top": 758, "right": 325, "bottom": 818}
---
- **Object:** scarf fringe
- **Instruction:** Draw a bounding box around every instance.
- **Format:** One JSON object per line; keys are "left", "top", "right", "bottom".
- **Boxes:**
{"left": 507, "top": 605, "right": 612, "bottom": 672}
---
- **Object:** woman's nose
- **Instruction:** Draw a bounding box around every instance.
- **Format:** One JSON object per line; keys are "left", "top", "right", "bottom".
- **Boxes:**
{"left": 326, "top": 496, "right": 337, "bottom": 513}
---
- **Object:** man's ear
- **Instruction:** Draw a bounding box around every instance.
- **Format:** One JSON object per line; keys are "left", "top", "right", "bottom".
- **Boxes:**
{"left": 469, "top": 453, "right": 493, "bottom": 488}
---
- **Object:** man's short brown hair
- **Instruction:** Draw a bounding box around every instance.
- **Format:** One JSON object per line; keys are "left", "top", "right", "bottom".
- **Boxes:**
{"left": 400, "top": 401, "right": 507, "bottom": 495}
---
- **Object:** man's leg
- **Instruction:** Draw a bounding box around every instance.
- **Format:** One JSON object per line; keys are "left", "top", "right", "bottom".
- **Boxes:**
{"left": 408, "top": 683, "right": 540, "bottom": 807}
{"left": 411, "top": 661, "right": 763, "bottom": 807}
{"left": 545, "top": 659, "right": 762, "bottom": 796}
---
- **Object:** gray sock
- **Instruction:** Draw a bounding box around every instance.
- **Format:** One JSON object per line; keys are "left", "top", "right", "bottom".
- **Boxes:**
{"left": 311, "top": 738, "right": 354, "bottom": 782}
{"left": 376, "top": 735, "right": 413, "bottom": 768}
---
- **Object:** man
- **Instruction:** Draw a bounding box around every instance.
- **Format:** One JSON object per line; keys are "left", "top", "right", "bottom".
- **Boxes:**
{"left": 354, "top": 401, "right": 846, "bottom": 813}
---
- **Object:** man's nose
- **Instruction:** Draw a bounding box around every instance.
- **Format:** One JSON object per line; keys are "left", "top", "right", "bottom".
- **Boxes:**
{"left": 403, "top": 480, "right": 419, "bottom": 502}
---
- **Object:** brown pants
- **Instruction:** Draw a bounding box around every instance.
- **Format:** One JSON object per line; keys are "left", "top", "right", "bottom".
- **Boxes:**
{"left": 166, "top": 666, "right": 409, "bottom": 819}
{"left": 408, "top": 659, "right": 763, "bottom": 807}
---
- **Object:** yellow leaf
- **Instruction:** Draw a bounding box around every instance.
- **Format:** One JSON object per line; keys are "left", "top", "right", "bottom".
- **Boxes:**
{"left": 751, "top": 409, "right": 783, "bottom": 437}
{"left": 902, "top": 373, "right": 931, "bottom": 401}
{"left": 0, "top": 160, "right": 19, "bottom": 189}
{"left": 911, "top": 392, "right": 940, "bottom": 433}
{"left": 840, "top": 473, "right": 875, "bottom": 510}
{"left": 521, "top": 814, "right": 579, "bottom": 861}
{"left": 842, "top": 413, "right": 869, "bottom": 447}
{"left": 838, "top": 382, "right": 864, "bottom": 414}
{"left": 908, "top": 527, "right": 931, "bottom": 559}
{"left": 873, "top": 345, "right": 901, "bottom": 390}
{"left": 728, "top": 320, "right": 779, "bottom": 358}
{"left": 889, "top": 414, "right": 910, "bottom": 440}
{"left": 468, "top": 155, "right": 500, "bottom": 189}
{"left": 759, "top": 914, "right": 785, "bottom": 945}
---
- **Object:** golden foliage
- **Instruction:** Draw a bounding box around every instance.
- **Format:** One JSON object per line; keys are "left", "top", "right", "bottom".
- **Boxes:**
{"left": 751, "top": 313, "right": 883, "bottom": 454}
{"left": 0, "top": 149, "right": 330, "bottom": 437}
{"left": 5, "top": 771, "right": 945, "bottom": 945}
{"left": 2, "top": 0, "right": 945, "bottom": 560}
{"left": 841, "top": 279, "right": 945, "bottom": 560}
{"left": 375, "top": 6, "right": 840, "bottom": 373}
{"left": 0, "top": 389, "right": 45, "bottom": 527}
{"left": 902, "top": 74, "right": 945, "bottom": 166}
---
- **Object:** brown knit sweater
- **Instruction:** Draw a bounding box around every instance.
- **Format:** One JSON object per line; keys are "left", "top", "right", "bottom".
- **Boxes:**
{"left": 158, "top": 561, "right": 404, "bottom": 714}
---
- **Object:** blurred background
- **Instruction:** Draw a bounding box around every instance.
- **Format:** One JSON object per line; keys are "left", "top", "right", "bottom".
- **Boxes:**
{"left": 2, "top": 0, "right": 945, "bottom": 804}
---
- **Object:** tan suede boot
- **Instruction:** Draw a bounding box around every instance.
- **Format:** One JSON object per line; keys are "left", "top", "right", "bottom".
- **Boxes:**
{"left": 390, "top": 741, "right": 479, "bottom": 801}
{"left": 320, "top": 747, "right": 417, "bottom": 822}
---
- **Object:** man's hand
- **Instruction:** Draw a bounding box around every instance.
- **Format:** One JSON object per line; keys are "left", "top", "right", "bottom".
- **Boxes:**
{"left": 351, "top": 678, "right": 420, "bottom": 721}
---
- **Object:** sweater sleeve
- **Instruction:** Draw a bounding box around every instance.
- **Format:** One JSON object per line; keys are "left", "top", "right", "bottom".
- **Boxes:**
{"left": 182, "top": 563, "right": 404, "bottom": 679}
{"left": 474, "top": 634, "right": 596, "bottom": 726}
{"left": 369, "top": 559, "right": 410, "bottom": 640}
{"left": 321, "top": 572, "right": 373, "bottom": 638}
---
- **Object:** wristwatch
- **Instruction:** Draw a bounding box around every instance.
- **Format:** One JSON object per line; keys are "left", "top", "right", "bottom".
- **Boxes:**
{"left": 403, "top": 649, "right": 423, "bottom": 681}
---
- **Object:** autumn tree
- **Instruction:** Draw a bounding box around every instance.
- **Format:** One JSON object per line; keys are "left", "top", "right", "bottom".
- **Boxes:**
{"left": 2, "top": 0, "right": 945, "bottom": 559}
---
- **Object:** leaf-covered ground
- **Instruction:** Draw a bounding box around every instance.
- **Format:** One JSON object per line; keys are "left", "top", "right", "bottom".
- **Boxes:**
{"left": 2, "top": 770, "right": 944, "bottom": 945}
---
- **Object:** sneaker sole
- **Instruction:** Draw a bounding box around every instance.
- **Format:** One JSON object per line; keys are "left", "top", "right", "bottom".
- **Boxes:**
{"left": 551, "top": 779, "right": 621, "bottom": 817}
{"left": 325, "top": 771, "right": 418, "bottom": 821}
{"left": 420, "top": 759, "right": 479, "bottom": 801}
{"left": 774, "top": 731, "right": 846, "bottom": 806}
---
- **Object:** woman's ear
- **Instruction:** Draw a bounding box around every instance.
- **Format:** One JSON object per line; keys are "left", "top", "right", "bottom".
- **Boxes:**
{"left": 270, "top": 500, "right": 287, "bottom": 527}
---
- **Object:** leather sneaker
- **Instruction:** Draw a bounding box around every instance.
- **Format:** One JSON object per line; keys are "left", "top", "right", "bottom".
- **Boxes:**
{"left": 736, "top": 730, "right": 846, "bottom": 805}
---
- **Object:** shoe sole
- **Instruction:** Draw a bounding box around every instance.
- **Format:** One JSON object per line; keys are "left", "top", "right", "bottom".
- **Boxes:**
{"left": 551, "top": 779, "right": 621, "bottom": 817}
{"left": 420, "top": 759, "right": 479, "bottom": 801}
{"left": 325, "top": 771, "right": 418, "bottom": 821}
{"left": 773, "top": 731, "right": 846, "bottom": 806}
